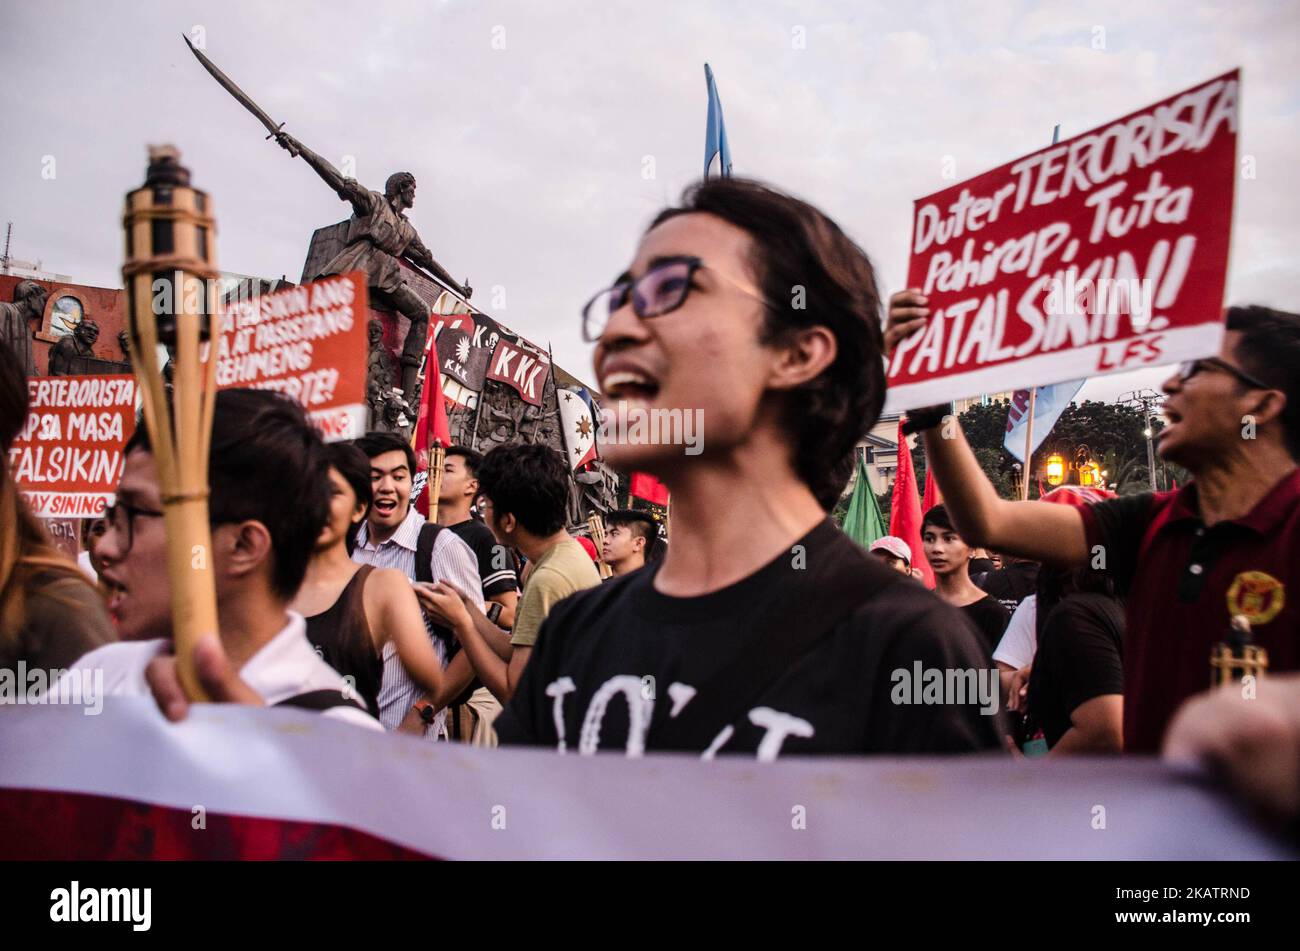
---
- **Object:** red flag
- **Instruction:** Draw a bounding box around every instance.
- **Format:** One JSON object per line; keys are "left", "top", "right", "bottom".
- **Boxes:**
{"left": 413, "top": 341, "right": 452, "bottom": 517}
{"left": 890, "top": 419, "right": 934, "bottom": 589}
{"left": 921, "top": 468, "right": 942, "bottom": 513}
{"left": 629, "top": 472, "right": 669, "bottom": 507}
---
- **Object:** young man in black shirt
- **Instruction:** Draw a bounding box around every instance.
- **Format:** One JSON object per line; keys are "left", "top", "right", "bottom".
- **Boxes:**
{"left": 1026, "top": 577, "right": 1125, "bottom": 754}
{"left": 431, "top": 445, "right": 520, "bottom": 744}
{"left": 921, "top": 504, "right": 1010, "bottom": 660}
{"left": 494, "top": 179, "right": 1005, "bottom": 760}
{"left": 601, "top": 509, "right": 658, "bottom": 577}
{"left": 976, "top": 554, "right": 1039, "bottom": 614}
{"left": 438, "top": 447, "right": 518, "bottom": 626}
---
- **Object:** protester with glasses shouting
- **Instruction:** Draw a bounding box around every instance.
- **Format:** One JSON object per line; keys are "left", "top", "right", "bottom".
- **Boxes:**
{"left": 886, "top": 294, "right": 1300, "bottom": 753}
{"left": 496, "top": 179, "right": 1003, "bottom": 759}
{"left": 64, "top": 388, "right": 381, "bottom": 730}
{"left": 0, "top": 343, "right": 115, "bottom": 676}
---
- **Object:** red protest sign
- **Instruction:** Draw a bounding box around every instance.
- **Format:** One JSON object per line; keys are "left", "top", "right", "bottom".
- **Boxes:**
{"left": 215, "top": 272, "right": 369, "bottom": 441}
{"left": 885, "top": 70, "right": 1238, "bottom": 413}
{"left": 10, "top": 375, "right": 139, "bottom": 518}
{"left": 485, "top": 339, "right": 549, "bottom": 406}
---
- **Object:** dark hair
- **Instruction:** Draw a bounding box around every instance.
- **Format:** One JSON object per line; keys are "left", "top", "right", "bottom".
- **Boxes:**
{"left": 921, "top": 503, "right": 955, "bottom": 535}
{"left": 476, "top": 444, "right": 569, "bottom": 537}
{"left": 446, "top": 445, "right": 483, "bottom": 478}
{"left": 125, "top": 389, "right": 330, "bottom": 599}
{"left": 606, "top": 509, "right": 656, "bottom": 544}
{"left": 1034, "top": 562, "right": 1119, "bottom": 643}
{"left": 650, "top": 178, "right": 885, "bottom": 510}
{"left": 353, "top": 431, "right": 417, "bottom": 478}
{"left": 1226, "top": 305, "right": 1300, "bottom": 460}
{"left": 324, "top": 442, "right": 372, "bottom": 555}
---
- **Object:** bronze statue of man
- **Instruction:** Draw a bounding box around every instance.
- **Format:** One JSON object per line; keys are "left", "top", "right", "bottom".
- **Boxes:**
{"left": 48, "top": 317, "right": 100, "bottom": 376}
{"left": 0, "top": 280, "right": 48, "bottom": 377}
{"left": 274, "top": 132, "right": 471, "bottom": 401}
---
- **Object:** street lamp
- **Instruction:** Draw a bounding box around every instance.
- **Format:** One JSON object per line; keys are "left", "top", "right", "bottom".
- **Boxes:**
{"left": 1045, "top": 453, "right": 1066, "bottom": 486}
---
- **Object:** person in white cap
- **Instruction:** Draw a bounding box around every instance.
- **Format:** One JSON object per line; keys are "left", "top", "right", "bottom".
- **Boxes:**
{"left": 868, "top": 536, "right": 913, "bottom": 576}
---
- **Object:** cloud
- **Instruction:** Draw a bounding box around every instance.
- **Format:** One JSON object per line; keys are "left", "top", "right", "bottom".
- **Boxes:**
{"left": 2, "top": 0, "right": 1296, "bottom": 402}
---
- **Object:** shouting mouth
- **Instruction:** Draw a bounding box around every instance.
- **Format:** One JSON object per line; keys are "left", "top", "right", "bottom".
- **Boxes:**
{"left": 373, "top": 497, "right": 400, "bottom": 518}
{"left": 600, "top": 367, "right": 661, "bottom": 405}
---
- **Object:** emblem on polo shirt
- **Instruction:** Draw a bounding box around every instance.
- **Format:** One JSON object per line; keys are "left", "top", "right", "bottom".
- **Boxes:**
{"left": 1226, "top": 571, "right": 1285, "bottom": 626}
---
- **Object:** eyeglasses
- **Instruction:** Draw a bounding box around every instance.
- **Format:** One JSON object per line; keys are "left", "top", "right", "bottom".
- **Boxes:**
{"left": 103, "top": 500, "right": 165, "bottom": 554}
{"left": 1175, "top": 357, "right": 1272, "bottom": 391}
{"left": 581, "top": 255, "right": 765, "bottom": 342}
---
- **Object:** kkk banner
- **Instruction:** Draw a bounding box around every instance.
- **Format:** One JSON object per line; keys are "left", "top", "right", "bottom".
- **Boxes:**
{"left": 485, "top": 338, "right": 549, "bottom": 407}
{"left": 432, "top": 312, "right": 503, "bottom": 395}
{"left": 0, "top": 700, "right": 1290, "bottom": 860}
{"left": 9, "top": 374, "right": 138, "bottom": 518}
{"left": 215, "top": 272, "right": 369, "bottom": 441}
{"left": 885, "top": 70, "right": 1238, "bottom": 413}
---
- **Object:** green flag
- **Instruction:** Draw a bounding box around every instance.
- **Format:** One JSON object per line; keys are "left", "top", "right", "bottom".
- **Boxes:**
{"left": 841, "top": 454, "right": 885, "bottom": 548}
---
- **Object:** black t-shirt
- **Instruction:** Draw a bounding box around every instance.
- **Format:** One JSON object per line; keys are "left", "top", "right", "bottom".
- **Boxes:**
{"left": 447, "top": 518, "right": 518, "bottom": 599}
{"left": 444, "top": 518, "right": 518, "bottom": 708}
{"left": 960, "top": 595, "right": 1010, "bottom": 660}
{"left": 495, "top": 520, "right": 1006, "bottom": 759}
{"left": 977, "top": 561, "right": 1039, "bottom": 613}
{"left": 1026, "top": 593, "right": 1125, "bottom": 748}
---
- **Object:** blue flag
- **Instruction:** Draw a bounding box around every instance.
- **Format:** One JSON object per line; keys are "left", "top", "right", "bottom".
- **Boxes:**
{"left": 1003, "top": 379, "right": 1085, "bottom": 463}
{"left": 703, "top": 63, "right": 732, "bottom": 179}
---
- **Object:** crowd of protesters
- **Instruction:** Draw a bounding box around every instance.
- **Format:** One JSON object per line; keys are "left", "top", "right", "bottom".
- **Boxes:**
{"left": 1, "top": 178, "right": 1298, "bottom": 830}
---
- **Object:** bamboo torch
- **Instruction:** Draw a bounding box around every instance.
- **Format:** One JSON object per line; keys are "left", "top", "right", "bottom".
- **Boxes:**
{"left": 121, "top": 145, "right": 220, "bottom": 701}
{"left": 427, "top": 444, "right": 446, "bottom": 523}
{"left": 587, "top": 513, "right": 612, "bottom": 579}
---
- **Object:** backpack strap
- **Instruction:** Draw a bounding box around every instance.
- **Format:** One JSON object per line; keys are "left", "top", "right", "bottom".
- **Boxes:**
{"left": 415, "top": 522, "right": 443, "bottom": 584}
{"left": 654, "top": 550, "right": 885, "bottom": 749}
{"left": 273, "top": 689, "right": 367, "bottom": 714}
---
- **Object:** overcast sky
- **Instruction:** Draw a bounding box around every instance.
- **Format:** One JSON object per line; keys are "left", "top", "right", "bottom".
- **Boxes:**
{"left": 3, "top": 0, "right": 1297, "bottom": 404}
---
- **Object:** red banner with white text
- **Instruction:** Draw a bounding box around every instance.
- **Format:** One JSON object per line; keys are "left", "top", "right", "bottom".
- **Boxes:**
{"left": 885, "top": 70, "right": 1238, "bottom": 412}
{"left": 9, "top": 375, "right": 138, "bottom": 518}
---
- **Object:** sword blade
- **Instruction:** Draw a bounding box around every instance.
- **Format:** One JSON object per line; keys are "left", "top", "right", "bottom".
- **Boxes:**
{"left": 182, "top": 34, "right": 284, "bottom": 139}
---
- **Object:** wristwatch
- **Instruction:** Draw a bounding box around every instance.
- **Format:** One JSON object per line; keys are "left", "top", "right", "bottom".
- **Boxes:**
{"left": 901, "top": 403, "right": 951, "bottom": 436}
{"left": 413, "top": 699, "right": 437, "bottom": 725}
{"left": 486, "top": 601, "right": 504, "bottom": 625}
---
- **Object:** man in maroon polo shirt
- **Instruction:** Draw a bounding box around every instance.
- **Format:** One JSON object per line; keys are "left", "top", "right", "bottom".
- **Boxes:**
{"left": 884, "top": 300, "right": 1300, "bottom": 752}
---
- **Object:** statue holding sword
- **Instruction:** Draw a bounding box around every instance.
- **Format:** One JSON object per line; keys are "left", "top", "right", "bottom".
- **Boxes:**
{"left": 184, "top": 36, "right": 472, "bottom": 403}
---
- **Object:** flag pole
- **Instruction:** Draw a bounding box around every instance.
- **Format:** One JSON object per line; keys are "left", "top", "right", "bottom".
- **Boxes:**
{"left": 1020, "top": 125, "right": 1059, "bottom": 503}
{"left": 1021, "top": 387, "right": 1036, "bottom": 500}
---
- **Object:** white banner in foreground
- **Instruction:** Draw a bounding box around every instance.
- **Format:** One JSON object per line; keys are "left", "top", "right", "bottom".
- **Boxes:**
{"left": 0, "top": 700, "right": 1291, "bottom": 860}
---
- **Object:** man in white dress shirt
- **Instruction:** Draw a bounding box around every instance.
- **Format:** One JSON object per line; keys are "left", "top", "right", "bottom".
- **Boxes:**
{"left": 70, "top": 388, "right": 379, "bottom": 731}
{"left": 350, "top": 432, "right": 483, "bottom": 733}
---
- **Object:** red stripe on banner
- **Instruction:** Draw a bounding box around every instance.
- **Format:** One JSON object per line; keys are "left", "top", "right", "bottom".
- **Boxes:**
{"left": 0, "top": 787, "right": 435, "bottom": 861}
